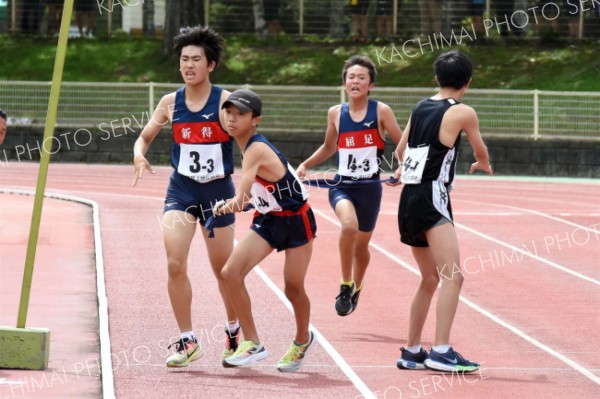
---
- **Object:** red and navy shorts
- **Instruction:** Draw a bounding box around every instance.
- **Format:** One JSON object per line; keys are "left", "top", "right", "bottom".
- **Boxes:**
{"left": 250, "top": 203, "right": 317, "bottom": 252}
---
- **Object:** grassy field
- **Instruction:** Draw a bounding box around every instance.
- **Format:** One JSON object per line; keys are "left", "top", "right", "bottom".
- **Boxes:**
{"left": 1, "top": 34, "right": 599, "bottom": 91}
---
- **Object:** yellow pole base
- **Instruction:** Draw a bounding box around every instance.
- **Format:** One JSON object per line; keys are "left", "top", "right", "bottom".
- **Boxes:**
{"left": 0, "top": 327, "right": 50, "bottom": 370}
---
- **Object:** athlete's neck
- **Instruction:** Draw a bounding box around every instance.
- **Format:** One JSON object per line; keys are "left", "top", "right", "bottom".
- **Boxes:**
{"left": 435, "top": 86, "right": 467, "bottom": 101}
{"left": 348, "top": 96, "right": 369, "bottom": 110}
{"left": 185, "top": 80, "right": 212, "bottom": 101}
{"left": 237, "top": 130, "right": 258, "bottom": 153}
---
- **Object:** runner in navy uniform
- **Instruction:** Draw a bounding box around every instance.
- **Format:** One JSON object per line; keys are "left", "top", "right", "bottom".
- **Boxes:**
{"left": 133, "top": 25, "right": 240, "bottom": 367}
{"left": 214, "top": 89, "right": 316, "bottom": 372}
{"left": 297, "top": 55, "right": 402, "bottom": 316}
{"left": 390, "top": 50, "right": 493, "bottom": 372}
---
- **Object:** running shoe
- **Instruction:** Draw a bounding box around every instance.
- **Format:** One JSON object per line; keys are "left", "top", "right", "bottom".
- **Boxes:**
{"left": 222, "top": 340, "right": 268, "bottom": 368}
{"left": 396, "top": 347, "right": 428, "bottom": 370}
{"left": 166, "top": 337, "right": 202, "bottom": 367}
{"left": 277, "top": 331, "right": 315, "bottom": 372}
{"left": 424, "top": 347, "right": 480, "bottom": 372}
{"left": 335, "top": 283, "right": 355, "bottom": 316}
{"left": 222, "top": 326, "right": 241, "bottom": 358}
{"left": 350, "top": 284, "right": 363, "bottom": 313}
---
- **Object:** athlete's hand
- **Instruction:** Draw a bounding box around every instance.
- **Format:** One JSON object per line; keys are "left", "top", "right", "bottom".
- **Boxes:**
{"left": 295, "top": 163, "right": 307, "bottom": 179}
{"left": 470, "top": 161, "right": 493, "bottom": 176}
{"left": 212, "top": 200, "right": 227, "bottom": 216}
{"left": 132, "top": 155, "right": 155, "bottom": 187}
{"left": 387, "top": 166, "right": 403, "bottom": 186}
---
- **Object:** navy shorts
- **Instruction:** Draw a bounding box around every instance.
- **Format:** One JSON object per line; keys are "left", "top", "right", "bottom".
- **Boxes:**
{"left": 250, "top": 203, "right": 317, "bottom": 252}
{"left": 164, "top": 171, "right": 235, "bottom": 227}
{"left": 329, "top": 180, "right": 382, "bottom": 232}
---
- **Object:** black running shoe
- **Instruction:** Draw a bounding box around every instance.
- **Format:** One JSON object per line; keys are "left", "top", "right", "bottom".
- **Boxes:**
{"left": 397, "top": 347, "right": 428, "bottom": 370}
{"left": 335, "top": 283, "right": 355, "bottom": 316}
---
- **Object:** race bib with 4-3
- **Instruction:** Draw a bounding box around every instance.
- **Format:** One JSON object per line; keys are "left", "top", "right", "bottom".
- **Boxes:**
{"left": 338, "top": 147, "right": 378, "bottom": 179}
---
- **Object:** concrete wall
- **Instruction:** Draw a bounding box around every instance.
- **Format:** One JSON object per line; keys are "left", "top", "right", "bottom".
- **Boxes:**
{"left": 1, "top": 127, "right": 599, "bottom": 178}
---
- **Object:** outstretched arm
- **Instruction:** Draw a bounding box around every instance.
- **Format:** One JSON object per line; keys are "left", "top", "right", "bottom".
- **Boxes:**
{"left": 387, "top": 116, "right": 411, "bottom": 186}
{"left": 463, "top": 106, "right": 493, "bottom": 176}
{"left": 379, "top": 102, "right": 402, "bottom": 145}
{"left": 296, "top": 105, "right": 340, "bottom": 178}
{"left": 132, "top": 94, "right": 173, "bottom": 186}
{"left": 213, "top": 145, "right": 263, "bottom": 216}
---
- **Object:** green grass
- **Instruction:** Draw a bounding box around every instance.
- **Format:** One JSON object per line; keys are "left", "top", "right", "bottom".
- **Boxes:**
{"left": 1, "top": 34, "right": 599, "bottom": 91}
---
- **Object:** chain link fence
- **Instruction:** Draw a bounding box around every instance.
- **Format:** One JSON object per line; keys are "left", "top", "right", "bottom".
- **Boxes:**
{"left": 2, "top": 1, "right": 599, "bottom": 40}
{"left": 1, "top": 81, "right": 598, "bottom": 139}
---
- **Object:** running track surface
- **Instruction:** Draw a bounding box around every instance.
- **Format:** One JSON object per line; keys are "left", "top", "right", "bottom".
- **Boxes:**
{"left": 1, "top": 162, "right": 599, "bottom": 399}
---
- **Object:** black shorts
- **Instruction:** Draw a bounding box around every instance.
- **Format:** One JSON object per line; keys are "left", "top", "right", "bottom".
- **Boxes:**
{"left": 75, "top": 0, "right": 96, "bottom": 13}
{"left": 251, "top": 203, "right": 317, "bottom": 252}
{"left": 376, "top": 0, "right": 394, "bottom": 16}
{"left": 349, "top": 0, "right": 369, "bottom": 15}
{"left": 398, "top": 180, "right": 453, "bottom": 247}
{"left": 164, "top": 171, "right": 235, "bottom": 227}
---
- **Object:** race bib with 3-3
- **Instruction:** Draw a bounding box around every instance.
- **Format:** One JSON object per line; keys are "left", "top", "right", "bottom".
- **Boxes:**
{"left": 177, "top": 143, "right": 224, "bottom": 183}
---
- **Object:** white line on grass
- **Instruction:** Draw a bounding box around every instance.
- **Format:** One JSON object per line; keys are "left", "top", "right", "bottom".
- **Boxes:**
{"left": 311, "top": 207, "right": 600, "bottom": 386}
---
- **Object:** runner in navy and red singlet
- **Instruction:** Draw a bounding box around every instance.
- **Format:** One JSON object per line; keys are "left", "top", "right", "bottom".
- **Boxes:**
{"left": 297, "top": 55, "right": 402, "bottom": 317}
{"left": 133, "top": 25, "right": 241, "bottom": 368}
{"left": 214, "top": 89, "right": 316, "bottom": 373}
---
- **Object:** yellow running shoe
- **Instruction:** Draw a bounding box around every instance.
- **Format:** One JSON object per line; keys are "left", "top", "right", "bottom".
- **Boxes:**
{"left": 222, "top": 340, "right": 268, "bottom": 368}
{"left": 166, "top": 337, "right": 202, "bottom": 367}
{"left": 277, "top": 331, "right": 315, "bottom": 372}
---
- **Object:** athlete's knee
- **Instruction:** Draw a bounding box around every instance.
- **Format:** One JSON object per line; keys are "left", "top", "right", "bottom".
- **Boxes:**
{"left": 340, "top": 223, "right": 358, "bottom": 239}
{"left": 284, "top": 284, "right": 306, "bottom": 303}
{"left": 421, "top": 273, "right": 440, "bottom": 291}
{"left": 221, "top": 264, "right": 242, "bottom": 285}
{"left": 167, "top": 258, "right": 187, "bottom": 278}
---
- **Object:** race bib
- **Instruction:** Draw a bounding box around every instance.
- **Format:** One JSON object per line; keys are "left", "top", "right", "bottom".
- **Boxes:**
{"left": 338, "top": 147, "right": 378, "bottom": 179}
{"left": 401, "top": 145, "right": 429, "bottom": 184}
{"left": 251, "top": 182, "right": 283, "bottom": 214}
{"left": 177, "top": 143, "right": 224, "bottom": 183}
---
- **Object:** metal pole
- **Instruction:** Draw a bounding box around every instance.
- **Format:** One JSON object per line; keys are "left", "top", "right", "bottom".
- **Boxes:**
{"left": 17, "top": 0, "right": 75, "bottom": 328}
{"left": 205, "top": 0, "right": 210, "bottom": 26}
{"left": 392, "top": 0, "right": 397, "bottom": 36}
{"left": 578, "top": 5, "right": 584, "bottom": 40}
{"left": 299, "top": 0, "right": 304, "bottom": 36}
{"left": 533, "top": 90, "right": 540, "bottom": 141}
{"left": 11, "top": 0, "right": 16, "bottom": 33}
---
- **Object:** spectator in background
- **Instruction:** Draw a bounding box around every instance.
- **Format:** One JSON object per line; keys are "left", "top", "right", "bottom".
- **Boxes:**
{"left": 75, "top": 0, "right": 94, "bottom": 38}
{"left": 469, "top": 0, "right": 485, "bottom": 36}
{"left": 21, "top": 0, "right": 43, "bottom": 34}
{"left": 564, "top": 0, "right": 580, "bottom": 39}
{"left": 536, "top": 1, "right": 559, "bottom": 35}
{"left": 419, "top": 0, "right": 441, "bottom": 36}
{"left": 264, "top": 0, "right": 282, "bottom": 36}
{"left": 494, "top": 0, "right": 525, "bottom": 37}
{"left": 349, "top": 0, "right": 369, "bottom": 42}
{"left": 47, "top": 0, "right": 63, "bottom": 35}
{"left": 376, "top": 0, "right": 395, "bottom": 40}
{"left": 0, "top": 109, "right": 7, "bottom": 146}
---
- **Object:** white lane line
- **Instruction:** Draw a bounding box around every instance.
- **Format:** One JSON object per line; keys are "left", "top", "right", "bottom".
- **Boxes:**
{"left": 311, "top": 207, "right": 600, "bottom": 386}
{"left": 0, "top": 188, "right": 116, "bottom": 399}
{"left": 249, "top": 259, "right": 375, "bottom": 399}
{"left": 454, "top": 222, "right": 600, "bottom": 286}
{"left": 457, "top": 198, "right": 600, "bottom": 234}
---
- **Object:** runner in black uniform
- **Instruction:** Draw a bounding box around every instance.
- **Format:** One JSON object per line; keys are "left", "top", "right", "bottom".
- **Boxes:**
{"left": 391, "top": 50, "right": 493, "bottom": 373}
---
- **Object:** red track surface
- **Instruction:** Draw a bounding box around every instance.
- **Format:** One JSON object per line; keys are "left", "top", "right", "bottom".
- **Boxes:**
{"left": 1, "top": 162, "right": 599, "bottom": 399}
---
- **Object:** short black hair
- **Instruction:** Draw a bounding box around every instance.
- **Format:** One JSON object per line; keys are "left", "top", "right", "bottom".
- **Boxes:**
{"left": 0, "top": 109, "right": 6, "bottom": 120}
{"left": 342, "top": 55, "right": 376, "bottom": 84}
{"left": 433, "top": 50, "right": 473, "bottom": 90}
{"left": 173, "top": 25, "right": 225, "bottom": 68}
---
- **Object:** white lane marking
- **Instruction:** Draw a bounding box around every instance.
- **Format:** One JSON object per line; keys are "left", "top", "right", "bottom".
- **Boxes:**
{"left": 0, "top": 188, "right": 116, "bottom": 399}
{"left": 311, "top": 207, "right": 600, "bottom": 386}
